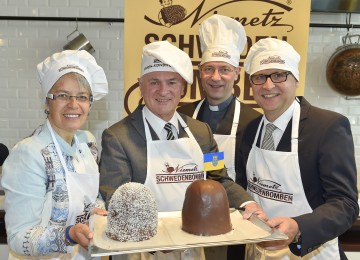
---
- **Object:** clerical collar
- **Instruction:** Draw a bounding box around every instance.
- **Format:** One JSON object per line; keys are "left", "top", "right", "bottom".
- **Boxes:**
{"left": 206, "top": 96, "right": 233, "bottom": 112}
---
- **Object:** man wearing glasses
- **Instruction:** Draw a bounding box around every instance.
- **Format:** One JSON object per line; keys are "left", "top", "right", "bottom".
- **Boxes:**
{"left": 177, "top": 14, "right": 261, "bottom": 260}
{"left": 177, "top": 14, "right": 260, "bottom": 183}
{"left": 237, "top": 37, "right": 358, "bottom": 259}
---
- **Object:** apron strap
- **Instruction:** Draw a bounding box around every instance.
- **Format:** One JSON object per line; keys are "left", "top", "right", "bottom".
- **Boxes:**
{"left": 193, "top": 99, "right": 205, "bottom": 119}
{"left": 230, "top": 98, "right": 241, "bottom": 135}
{"left": 47, "top": 120, "right": 70, "bottom": 175}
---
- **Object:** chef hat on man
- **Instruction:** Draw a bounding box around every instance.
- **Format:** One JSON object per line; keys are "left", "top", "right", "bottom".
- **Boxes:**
{"left": 37, "top": 50, "right": 108, "bottom": 101}
{"left": 199, "top": 14, "right": 247, "bottom": 67}
{"left": 140, "top": 40, "right": 193, "bottom": 84}
{"left": 244, "top": 38, "right": 300, "bottom": 81}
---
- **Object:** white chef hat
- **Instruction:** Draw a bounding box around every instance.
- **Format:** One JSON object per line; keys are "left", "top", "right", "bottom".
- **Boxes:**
{"left": 199, "top": 14, "right": 247, "bottom": 67}
{"left": 140, "top": 41, "right": 193, "bottom": 84}
{"left": 37, "top": 50, "right": 108, "bottom": 101}
{"left": 244, "top": 38, "right": 300, "bottom": 81}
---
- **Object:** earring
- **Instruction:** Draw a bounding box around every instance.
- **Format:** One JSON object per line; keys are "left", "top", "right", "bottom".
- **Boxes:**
{"left": 44, "top": 109, "right": 49, "bottom": 115}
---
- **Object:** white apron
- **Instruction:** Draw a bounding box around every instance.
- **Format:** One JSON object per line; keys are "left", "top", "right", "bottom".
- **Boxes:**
{"left": 8, "top": 120, "right": 100, "bottom": 260}
{"left": 245, "top": 101, "right": 339, "bottom": 260}
{"left": 112, "top": 112, "right": 206, "bottom": 260}
{"left": 192, "top": 98, "right": 240, "bottom": 181}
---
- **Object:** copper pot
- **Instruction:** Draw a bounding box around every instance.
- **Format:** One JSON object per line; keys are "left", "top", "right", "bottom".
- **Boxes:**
{"left": 326, "top": 34, "right": 360, "bottom": 96}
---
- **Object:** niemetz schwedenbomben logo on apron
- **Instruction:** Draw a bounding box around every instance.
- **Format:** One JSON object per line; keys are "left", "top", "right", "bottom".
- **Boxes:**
{"left": 247, "top": 173, "right": 294, "bottom": 204}
{"left": 156, "top": 162, "right": 204, "bottom": 184}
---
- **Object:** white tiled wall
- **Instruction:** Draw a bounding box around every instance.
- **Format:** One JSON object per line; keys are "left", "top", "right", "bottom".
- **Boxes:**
{"left": 306, "top": 12, "right": 360, "bottom": 189}
{"left": 0, "top": 0, "right": 125, "bottom": 151}
{"left": 0, "top": 3, "right": 359, "bottom": 185}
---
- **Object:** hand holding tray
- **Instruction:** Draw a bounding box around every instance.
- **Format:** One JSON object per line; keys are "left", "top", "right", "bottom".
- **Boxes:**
{"left": 90, "top": 210, "right": 287, "bottom": 257}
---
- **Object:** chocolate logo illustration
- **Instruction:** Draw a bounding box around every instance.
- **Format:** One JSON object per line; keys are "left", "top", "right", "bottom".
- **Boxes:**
{"left": 158, "top": 0, "right": 187, "bottom": 27}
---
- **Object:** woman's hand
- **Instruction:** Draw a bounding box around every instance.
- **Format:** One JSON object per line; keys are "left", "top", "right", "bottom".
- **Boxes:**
{"left": 68, "top": 223, "right": 93, "bottom": 249}
{"left": 67, "top": 208, "right": 108, "bottom": 248}
{"left": 92, "top": 207, "right": 107, "bottom": 216}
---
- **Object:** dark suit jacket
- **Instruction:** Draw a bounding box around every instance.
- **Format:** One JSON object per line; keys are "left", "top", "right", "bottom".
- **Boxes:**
{"left": 236, "top": 97, "right": 359, "bottom": 257}
{"left": 177, "top": 96, "right": 261, "bottom": 179}
{"left": 99, "top": 105, "right": 253, "bottom": 209}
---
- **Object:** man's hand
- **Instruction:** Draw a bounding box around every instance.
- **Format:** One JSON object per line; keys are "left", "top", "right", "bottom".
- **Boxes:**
{"left": 242, "top": 202, "right": 268, "bottom": 221}
{"left": 257, "top": 217, "right": 299, "bottom": 250}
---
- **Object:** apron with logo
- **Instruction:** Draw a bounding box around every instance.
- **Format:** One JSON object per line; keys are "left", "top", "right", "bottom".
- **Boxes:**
{"left": 9, "top": 120, "right": 100, "bottom": 260}
{"left": 245, "top": 101, "right": 339, "bottom": 260}
{"left": 192, "top": 98, "right": 240, "bottom": 181}
{"left": 113, "top": 112, "right": 206, "bottom": 260}
{"left": 146, "top": 111, "right": 206, "bottom": 259}
{"left": 143, "top": 111, "right": 205, "bottom": 212}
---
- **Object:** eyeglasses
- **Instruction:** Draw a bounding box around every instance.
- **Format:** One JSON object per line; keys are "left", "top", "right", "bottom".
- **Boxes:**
{"left": 46, "top": 93, "right": 94, "bottom": 103}
{"left": 201, "top": 66, "right": 234, "bottom": 76}
{"left": 250, "top": 71, "right": 292, "bottom": 85}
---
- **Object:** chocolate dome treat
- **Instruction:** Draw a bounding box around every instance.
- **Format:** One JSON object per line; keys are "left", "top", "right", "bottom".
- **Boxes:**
{"left": 181, "top": 179, "right": 232, "bottom": 236}
{"left": 106, "top": 182, "right": 158, "bottom": 242}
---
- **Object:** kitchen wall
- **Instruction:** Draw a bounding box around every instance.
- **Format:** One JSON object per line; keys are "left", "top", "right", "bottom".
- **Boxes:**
{"left": 306, "top": 12, "right": 360, "bottom": 190}
{"left": 1, "top": 1, "right": 359, "bottom": 188}
{"left": 0, "top": 0, "right": 125, "bottom": 153}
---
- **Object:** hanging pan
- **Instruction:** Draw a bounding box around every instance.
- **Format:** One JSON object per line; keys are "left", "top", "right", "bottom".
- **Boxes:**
{"left": 326, "top": 33, "right": 360, "bottom": 96}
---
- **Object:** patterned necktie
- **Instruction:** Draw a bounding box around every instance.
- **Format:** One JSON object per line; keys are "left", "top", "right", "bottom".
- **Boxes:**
{"left": 261, "top": 123, "right": 277, "bottom": 150}
{"left": 164, "top": 122, "right": 175, "bottom": 140}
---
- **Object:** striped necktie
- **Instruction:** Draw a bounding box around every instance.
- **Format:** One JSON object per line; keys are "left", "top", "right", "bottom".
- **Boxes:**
{"left": 261, "top": 123, "right": 277, "bottom": 150}
{"left": 164, "top": 122, "right": 175, "bottom": 140}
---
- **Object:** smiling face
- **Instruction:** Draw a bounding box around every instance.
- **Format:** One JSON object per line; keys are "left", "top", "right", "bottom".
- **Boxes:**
{"left": 250, "top": 69, "right": 298, "bottom": 122}
{"left": 46, "top": 73, "right": 92, "bottom": 143}
{"left": 199, "top": 61, "right": 240, "bottom": 106}
{"left": 139, "top": 71, "right": 186, "bottom": 122}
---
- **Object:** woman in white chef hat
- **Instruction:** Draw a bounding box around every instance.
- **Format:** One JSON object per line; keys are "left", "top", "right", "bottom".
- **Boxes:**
{"left": 1, "top": 50, "right": 108, "bottom": 260}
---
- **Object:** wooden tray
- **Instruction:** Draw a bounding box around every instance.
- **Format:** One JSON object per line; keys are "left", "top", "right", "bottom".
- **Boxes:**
{"left": 89, "top": 210, "right": 287, "bottom": 257}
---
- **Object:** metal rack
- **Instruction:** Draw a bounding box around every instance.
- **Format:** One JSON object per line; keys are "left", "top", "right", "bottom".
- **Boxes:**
{"left": 0, "top": 16, "right": 123, "bottom": 23}
{"left": 0, "top": 16, "right": 358, "bottom": 29}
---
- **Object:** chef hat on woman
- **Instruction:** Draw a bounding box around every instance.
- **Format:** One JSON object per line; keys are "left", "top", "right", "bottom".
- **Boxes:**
{"left": 37, "top": 50, "right": 108, "bottom": 101}
{"left": 244, "top": 38, "right": 301, "bottom": 81}
{"left": 199, "top": 14, "right": 247, "bottom": 67}
{"left": 140, "top": 41, "right": 193, "bottom": 85}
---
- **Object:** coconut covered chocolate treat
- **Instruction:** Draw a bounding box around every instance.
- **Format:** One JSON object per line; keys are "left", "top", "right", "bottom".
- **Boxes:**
{"left": 182, "top": 179, "right": 232, "bottom": 236}
{"left": 106, "top": 182, "right": 158, "bottom": 242}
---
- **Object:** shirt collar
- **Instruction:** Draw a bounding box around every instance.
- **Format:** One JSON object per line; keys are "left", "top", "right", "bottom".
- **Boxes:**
{"left": 206, "top": 95, "right": 233, "bottom": 112}
{"left": 263, "top": 100, "right": 295, "bottom": 132}
{"left": 143, "top": 106, "right": 179, "bottom": 137}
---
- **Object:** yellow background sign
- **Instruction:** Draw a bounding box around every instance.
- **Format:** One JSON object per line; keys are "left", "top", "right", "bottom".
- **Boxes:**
{"left": 124, "top": 0, "right": 311, "bottom": 114}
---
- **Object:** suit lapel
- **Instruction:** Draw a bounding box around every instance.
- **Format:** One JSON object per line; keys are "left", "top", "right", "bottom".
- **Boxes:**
{"left": 178, "top": 113, "right": 189, "bottom": 138}
{"left": 277, "top": 97, "right": 309, "bottom": 152}
{"left": 130, "top": 105, "right": 147, "bottom": 141}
